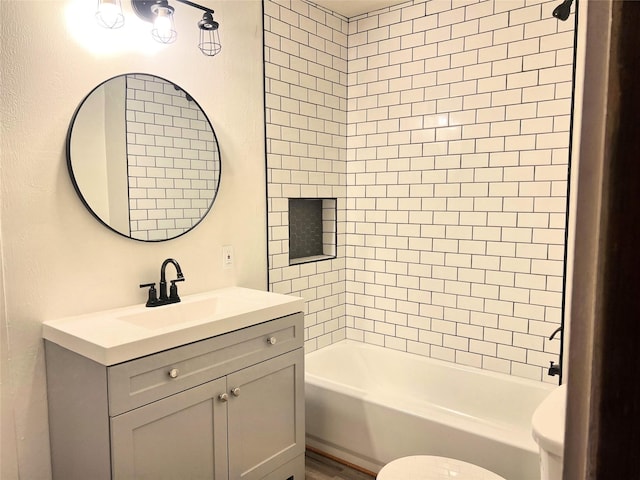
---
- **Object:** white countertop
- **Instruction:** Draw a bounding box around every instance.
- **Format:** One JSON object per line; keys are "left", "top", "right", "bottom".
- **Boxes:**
{"left": 42, "top": 287, "right": 304, "bottom": 366}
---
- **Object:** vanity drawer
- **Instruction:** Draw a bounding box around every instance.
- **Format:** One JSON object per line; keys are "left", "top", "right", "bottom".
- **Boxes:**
{"left": 108, "top": 312, "right": 303, "bottom": 416}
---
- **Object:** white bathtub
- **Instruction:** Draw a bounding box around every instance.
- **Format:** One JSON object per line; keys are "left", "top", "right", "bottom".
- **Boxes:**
{"left": 305, "top": 340, "right": 554, "bottom": 480}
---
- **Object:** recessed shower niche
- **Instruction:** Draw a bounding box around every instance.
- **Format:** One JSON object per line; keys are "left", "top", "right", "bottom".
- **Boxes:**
{"left": 288, "top": 198, "right": 336, "bottom": 265}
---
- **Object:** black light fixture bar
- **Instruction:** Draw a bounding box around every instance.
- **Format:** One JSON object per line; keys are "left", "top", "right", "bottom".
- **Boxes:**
{"left": 131, "top": 0, "right": 220, "bottom": 54}
{"left": 174, "top": 0, "right": 213, "bottom": 14}
{"left": 131, "top": 0, "right": 213, "bottom": 22}
{"left": 97, "top": 0, "right": 221, "bottom": 56}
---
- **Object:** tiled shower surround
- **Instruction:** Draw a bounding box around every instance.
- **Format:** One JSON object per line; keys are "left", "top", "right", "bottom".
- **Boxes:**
{"left": 265, "top": 0, "right": 575, "bottom": 382}
{"left": 126, "top": 74, "right": 220, "bottom": 240}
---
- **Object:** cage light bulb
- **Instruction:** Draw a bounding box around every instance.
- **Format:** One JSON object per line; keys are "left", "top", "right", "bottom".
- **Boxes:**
{"left": 96, "top": 0, "right": 124, "bottom": 29}
{"left": 151, "top": 5, "right": 176, "bottom": 44}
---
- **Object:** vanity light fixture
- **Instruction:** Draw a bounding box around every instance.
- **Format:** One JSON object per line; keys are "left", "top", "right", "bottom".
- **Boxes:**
{"left": 148, "top": 1, "right": 177, "bottom": 44}
{"left": 95, "top": 0, "right": 221, "bottom": 56}
{"left": 197, "top": 10, "right": 221, "bottom": 57}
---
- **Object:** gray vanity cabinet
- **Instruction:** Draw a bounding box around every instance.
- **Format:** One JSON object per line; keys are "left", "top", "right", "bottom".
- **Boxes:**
{"left": 45, "top": 312, "right": 305, "bottom": 480}
{"left": 110, "top": 377, "right": 229, "bottom": 479}
{"left": 227, "top": 349, "right": 303, "bottom": 479}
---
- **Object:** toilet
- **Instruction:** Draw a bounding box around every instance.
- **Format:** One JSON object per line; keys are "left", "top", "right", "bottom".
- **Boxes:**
{"left": 376, "top": 455, "right": 506, "bottom": 480}
{"left": 377, "top": 384, "right": 567, "bottom": 480}
{"left": 531, "top": 384, "right": 567, "bottom": 480}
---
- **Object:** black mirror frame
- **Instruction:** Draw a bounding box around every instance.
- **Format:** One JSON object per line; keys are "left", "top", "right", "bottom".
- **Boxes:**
{"left": 66, "top": 72, "right": 222, "bottom": 242}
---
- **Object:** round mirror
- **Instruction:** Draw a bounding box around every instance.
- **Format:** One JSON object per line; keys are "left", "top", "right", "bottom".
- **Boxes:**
{"left": 67, "top": 73, "right": 221, "bottom": 241}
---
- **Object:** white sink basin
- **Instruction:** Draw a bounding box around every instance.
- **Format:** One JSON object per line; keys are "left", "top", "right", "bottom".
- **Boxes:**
{"left": 42, "top": 287, "right": 304, "bottom": 366}
{"left": 119, "top": 297, "right": 221, "bottom": 329}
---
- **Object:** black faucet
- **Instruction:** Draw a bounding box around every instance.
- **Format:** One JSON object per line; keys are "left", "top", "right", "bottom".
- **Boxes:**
{"left": 549, "top": 326, "right": 562, "bottom": 341}
{"left": 139, "top": 258, "right": 186, "bottom": 307}
{"left": 548, "top": 326, "right": 563, "bottom": 377}
{"left": 159, "top": 258, "right": 185, "bottom": 302}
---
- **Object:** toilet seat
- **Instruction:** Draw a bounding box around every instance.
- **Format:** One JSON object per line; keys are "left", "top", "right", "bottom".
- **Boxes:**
{"left": 377, "top": 455, "right": 507, "bottom": 480}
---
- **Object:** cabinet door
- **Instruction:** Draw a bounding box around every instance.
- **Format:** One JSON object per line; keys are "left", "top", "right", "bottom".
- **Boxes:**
{"left": 111, "top": 377, "right": 228, "bottom": 480}
{"left": 227, "top": 349, "right": 305, "bottom": 480}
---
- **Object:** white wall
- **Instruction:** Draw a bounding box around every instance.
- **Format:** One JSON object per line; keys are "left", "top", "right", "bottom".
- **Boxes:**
{"left": 0, "top": 0, "right": 266, "bottom": 478}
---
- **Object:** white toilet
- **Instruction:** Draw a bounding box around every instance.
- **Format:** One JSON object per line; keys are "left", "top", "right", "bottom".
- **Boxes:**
{"left": 377, "top": 384, "right": 567, "bottom": 480}
{"left": 532, "top": 384, "right": 567, "bottom": 480}
{"left": 376, "top": 455, "right": 506, "bottom": 480}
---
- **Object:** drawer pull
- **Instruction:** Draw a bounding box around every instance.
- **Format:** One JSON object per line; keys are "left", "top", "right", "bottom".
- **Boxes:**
{"left": 218, "top": 393, "right": 228, "bottom": 402}
{"left": 267, "top": 336, "right": 277, "bottom": 345}
{"left": 231, "top": 387, "right": 241, "bottom": 397}
{"left": 168, "top": 368, "right": 179, "bottom": 378}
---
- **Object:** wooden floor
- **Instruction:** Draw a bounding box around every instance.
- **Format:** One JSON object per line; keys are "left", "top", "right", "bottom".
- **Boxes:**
{"left": 305, "top": 450, "right": 376, "bottom": 480}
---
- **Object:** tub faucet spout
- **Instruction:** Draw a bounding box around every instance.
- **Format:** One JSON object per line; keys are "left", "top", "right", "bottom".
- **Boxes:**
{"left": 548, "top": 326, "right": 563, "bottom": 377}
{"left": 548, "top": 361, "right": 561, "bottom": 377}
{"left": 549, "top": 326, "right": 562, "bottom": 341}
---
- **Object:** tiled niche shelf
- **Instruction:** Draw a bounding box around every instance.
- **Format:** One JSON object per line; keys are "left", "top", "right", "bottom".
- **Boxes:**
{"left": 288, "top": 198, "right": 337, "bottom": 265}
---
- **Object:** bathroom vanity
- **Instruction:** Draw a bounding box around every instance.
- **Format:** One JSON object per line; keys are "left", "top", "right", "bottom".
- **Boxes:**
{"left": 43, "top": 287, "right": 305, "bottom": 480}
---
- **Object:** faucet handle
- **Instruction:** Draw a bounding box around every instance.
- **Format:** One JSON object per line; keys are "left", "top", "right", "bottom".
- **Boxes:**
{"left": 140, "top": 283, "right": 159, "bottom": 307}
{"left": 169, "top": 278, "right": 184, "bottom": 302}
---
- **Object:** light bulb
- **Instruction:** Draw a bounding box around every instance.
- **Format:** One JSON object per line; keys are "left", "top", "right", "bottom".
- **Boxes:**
{"left": 151, "top": 4, "right": 177, "bottom": 44}
{"left": 96, "top": 0, "right": 124, "bottom": 29}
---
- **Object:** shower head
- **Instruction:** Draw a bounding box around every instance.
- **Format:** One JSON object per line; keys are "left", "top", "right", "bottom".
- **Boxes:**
{"left": 552, "top": 0, "right": 574, "bottom": 21}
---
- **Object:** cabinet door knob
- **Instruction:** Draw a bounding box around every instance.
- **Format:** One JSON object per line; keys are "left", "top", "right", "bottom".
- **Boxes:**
{"left": 267, "top": 336, "right": 277, "bottom": 345}
{"left": 218, "top": 393, "right": 228, "bottom": 402}
{"left": 168, "top": 368, "right": 179, "bottom": 378}
{"left": 231, "top": 387, "right": 241, "bottom": 397}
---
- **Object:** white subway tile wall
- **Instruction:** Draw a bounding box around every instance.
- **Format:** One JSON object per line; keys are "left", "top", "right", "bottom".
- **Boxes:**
{"left": 265, "top": 0, "right": 574, "bottom": 382}
{"left": 126, "top": 74, "right": 220, "bottom": 241}
{"left": 265, "top": 0, "right": 349, "bottom": 351}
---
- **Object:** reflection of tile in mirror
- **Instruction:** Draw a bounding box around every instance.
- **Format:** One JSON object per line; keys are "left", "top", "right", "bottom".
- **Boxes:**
{"left": 125, "top": 74, "right": 220, "bottom": 241}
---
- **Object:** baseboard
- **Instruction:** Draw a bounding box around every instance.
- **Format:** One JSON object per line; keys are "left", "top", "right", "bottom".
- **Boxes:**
{"left": 306, "top": 443, "right": 379, "bottom": 477}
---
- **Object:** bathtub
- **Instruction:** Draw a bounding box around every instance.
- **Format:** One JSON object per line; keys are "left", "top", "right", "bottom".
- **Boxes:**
{"left": 305, "top": 340, "right": 554, "bottom": 480}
